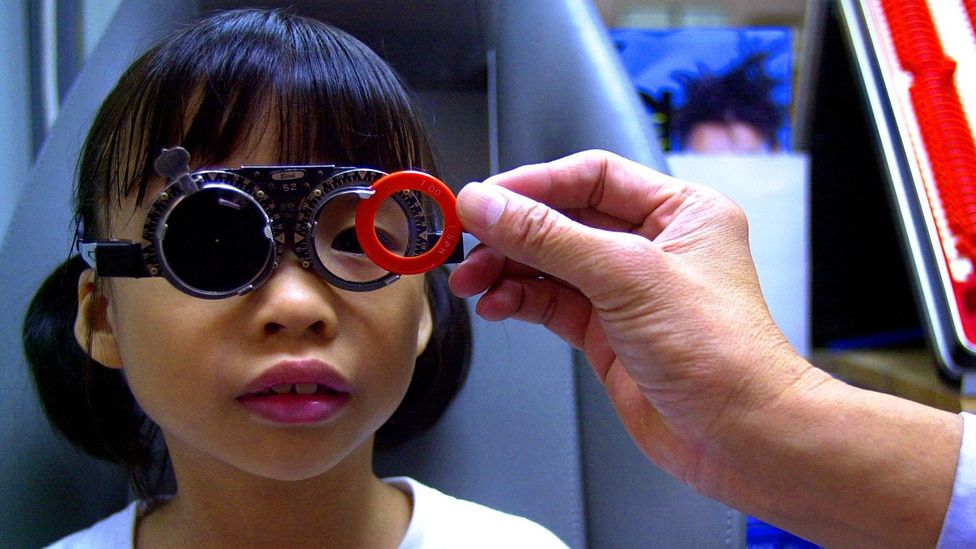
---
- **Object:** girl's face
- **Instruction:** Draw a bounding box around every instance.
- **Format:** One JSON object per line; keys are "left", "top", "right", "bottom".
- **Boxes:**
{"left": 77, "top": 142, "right": 432, "bottom": 482}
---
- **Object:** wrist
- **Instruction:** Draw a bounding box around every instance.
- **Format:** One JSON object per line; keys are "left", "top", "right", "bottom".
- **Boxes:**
{"left": 689, "top": 352, "right": 829, "bottom": 497}
{"left": 698, "top": 356, "right": 961, "bottom": 547}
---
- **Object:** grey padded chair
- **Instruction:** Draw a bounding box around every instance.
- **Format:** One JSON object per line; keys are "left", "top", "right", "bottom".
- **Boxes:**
{"left": 0, "top": 1, "right": 744, "bottom": 546}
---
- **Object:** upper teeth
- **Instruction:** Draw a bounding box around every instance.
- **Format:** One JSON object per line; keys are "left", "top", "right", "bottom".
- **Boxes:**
{"left": 270, "top": 383, "right": 319, "bottom": 395}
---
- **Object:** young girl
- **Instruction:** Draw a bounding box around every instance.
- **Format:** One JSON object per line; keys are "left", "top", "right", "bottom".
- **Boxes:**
{"left": 24, "top": 9, "right": 566, "bottom": 547}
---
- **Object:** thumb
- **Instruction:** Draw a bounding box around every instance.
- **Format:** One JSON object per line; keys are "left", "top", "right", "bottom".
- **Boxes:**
{"left": 457, "top": 183, "right": 647, "bottom": 297}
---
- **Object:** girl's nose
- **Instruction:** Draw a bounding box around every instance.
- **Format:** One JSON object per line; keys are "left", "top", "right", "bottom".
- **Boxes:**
{"left": 248, "top": 252, "right": 340, "bottom": 340}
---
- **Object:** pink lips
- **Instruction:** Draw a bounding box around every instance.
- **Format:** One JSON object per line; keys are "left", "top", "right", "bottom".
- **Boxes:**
{"left": 237, "top": 360, "right": 352, "bottom": 424}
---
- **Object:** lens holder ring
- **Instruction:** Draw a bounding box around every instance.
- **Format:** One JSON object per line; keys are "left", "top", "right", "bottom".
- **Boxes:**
{"left": 295, "top": 168, "right": 407, "bottom": 292}
{"left": 305, "top": 186, "right": 403, "bottom": 292}
{"left": 144, "top": 171, "right": 279, "bottom": 299}
{"left": 294, "top": 168, "right": 385, "bottom": 270}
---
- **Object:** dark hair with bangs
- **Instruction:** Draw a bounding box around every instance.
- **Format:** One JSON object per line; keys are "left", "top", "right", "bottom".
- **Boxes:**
{"left": 23, "top": 8, "right": 470, "bottom": 498}
{"left": 80, "top": 8, "right": 437, "bottom": 236}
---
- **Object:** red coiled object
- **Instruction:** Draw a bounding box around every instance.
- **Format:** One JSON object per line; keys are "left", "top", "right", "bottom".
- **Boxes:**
{"left": 882, "top": 0, "right": 976, "bottom": 259}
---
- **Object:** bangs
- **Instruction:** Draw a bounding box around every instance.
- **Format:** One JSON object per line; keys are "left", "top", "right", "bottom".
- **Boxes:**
{"left": 79, "top": 9, "right": 434, "bottom": 237}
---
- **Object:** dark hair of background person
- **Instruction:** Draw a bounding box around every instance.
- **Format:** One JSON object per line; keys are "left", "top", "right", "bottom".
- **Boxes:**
{"left": 21, "top": 8, "right": 471, "bottom": 500}
{"left": 671, "top": 53, "right": 783, "bottom": 150}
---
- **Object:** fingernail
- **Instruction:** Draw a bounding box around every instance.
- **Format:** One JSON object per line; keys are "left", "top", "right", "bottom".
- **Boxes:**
{"left": 458, "top": 184, "right": 506, "bottom": 230}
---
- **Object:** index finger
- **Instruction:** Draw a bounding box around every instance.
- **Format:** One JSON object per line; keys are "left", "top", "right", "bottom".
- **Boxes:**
{"left": 482, "top": 150, "right": 696, "bottom": 231}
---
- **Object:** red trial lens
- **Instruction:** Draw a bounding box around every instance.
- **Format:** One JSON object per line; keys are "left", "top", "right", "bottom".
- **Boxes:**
{"left": 355, "top": 171, "right": 462, "bottom": 275}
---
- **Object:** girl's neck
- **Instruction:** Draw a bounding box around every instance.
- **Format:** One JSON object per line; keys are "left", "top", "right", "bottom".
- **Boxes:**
{"left": 136, "top": 440, "right": 411, "bottom": 548}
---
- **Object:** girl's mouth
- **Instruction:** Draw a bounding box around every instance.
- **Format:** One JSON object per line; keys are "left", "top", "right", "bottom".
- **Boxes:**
{"left": 258, "top": 383, "right": 341, "bottom": 396}
{"left": 238, "top": 361, "right": 352, "bottom": 424}
{"left": 238, "top": 386, "right": 350, "bottom": 424}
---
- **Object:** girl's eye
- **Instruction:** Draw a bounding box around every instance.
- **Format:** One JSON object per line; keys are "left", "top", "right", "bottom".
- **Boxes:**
{"left": 331, "top": 228, "right": 365, "bottom": 254}
{"left": 330, "top": 228, "right": 397, "bottom": 254}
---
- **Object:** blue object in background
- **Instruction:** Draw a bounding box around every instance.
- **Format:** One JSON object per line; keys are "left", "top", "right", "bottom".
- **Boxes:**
{"left": 610, "top": 27, "right": 793, "bottom": 152}
{"left": 747, "top": 516, "right": 822, "bottom": 549}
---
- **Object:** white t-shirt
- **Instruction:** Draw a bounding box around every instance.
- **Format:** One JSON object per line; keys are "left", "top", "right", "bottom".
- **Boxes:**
{"left": 938, "top": 412, "right": 976, "bottom": 548}
{"left": 49, "top": 413, "right": 976, "bottom": 548}
{"left": 46, "top": 477, "right": 567, "bottom": 548}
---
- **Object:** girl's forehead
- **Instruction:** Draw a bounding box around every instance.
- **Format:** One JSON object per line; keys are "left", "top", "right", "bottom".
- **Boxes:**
{"left": 209, "top": 120, "right": 296, "bottom": 167}
{"left": 187, "top": 113, "right": 342, "bottom": 169}
{"left": 111, "top": 133, "right": 342, "bottom": 236}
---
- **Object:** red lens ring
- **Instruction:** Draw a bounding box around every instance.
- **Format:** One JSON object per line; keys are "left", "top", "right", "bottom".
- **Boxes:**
{"left": 355, "top": 171, "right": 461, "bottom": 275}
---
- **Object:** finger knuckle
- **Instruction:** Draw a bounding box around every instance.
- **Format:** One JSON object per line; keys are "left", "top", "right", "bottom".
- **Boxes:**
{"left": 512, "top": 201, "right": 564, "bottom": 254}
{"left": 714, "top": 194, "right": 750, "bottom": 236}
{"left": 689, "top": 187, "right": 750, "bottom": 237}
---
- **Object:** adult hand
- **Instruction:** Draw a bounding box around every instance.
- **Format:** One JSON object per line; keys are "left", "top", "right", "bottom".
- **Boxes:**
{"left": 450, "top": 149, "right": 810, "bottom": 485}
{"left": 450, "top": 150, "right": 961, "bottom": 547}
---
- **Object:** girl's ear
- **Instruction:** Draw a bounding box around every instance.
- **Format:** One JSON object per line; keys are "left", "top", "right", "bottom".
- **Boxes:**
{"left": 74, "top": 269, "right": 123, "bottom": 369}
{"left": 415, "top": 292, "right": 433, "bottom": 359}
